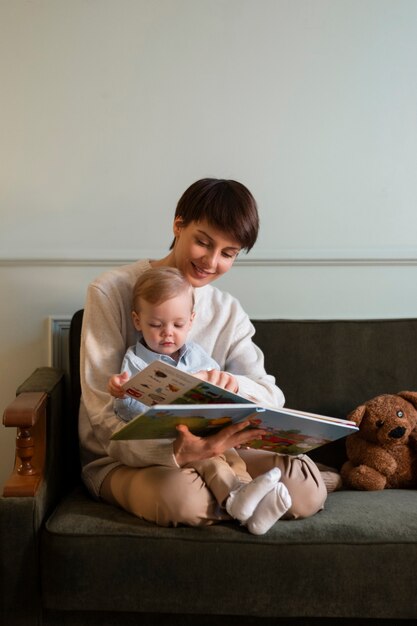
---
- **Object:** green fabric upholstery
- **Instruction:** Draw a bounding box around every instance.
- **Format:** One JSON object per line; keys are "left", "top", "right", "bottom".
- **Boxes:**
{"left": 40, "top": 614, "right": 417, "bottom": 626}
{"left": 252, "top": 318, "right": 417, "bottom": 417}
{"left": 252, "top": 319, "right": 417, "bottom": 469}
{"left": 2, "top": 314, "right": 417, "bottom": 626}
{"left": 41, "top": 486, "right": 417, "bottom": 618}
{"left": 0, "top": 496, "right": 42, "bottom": 626}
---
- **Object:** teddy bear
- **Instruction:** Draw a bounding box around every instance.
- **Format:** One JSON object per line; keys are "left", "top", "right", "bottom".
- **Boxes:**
{"left": 340, "top": 391, "right": 417, "bottom": 490}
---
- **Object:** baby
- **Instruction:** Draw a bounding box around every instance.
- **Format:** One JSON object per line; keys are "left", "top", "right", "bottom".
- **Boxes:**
{"left": 108, "top": 267, "right": 291, "bottom": 534}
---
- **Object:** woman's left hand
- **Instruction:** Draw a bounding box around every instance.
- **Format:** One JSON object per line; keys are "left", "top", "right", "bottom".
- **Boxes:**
{"left": 193, "top": 369, "right": 239, "bottom": 393}
{"left": 173, "top": 420, "right": 265, "bottom": 467}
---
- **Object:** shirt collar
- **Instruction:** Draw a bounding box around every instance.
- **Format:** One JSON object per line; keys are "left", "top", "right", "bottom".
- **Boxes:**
{"left": 135, "top": 336, "right": 190, "bottom": 366}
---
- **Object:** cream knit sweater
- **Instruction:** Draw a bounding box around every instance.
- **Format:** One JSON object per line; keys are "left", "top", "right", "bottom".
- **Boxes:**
{"left": 79, "top": 259, "right": 285, "bottom": 498}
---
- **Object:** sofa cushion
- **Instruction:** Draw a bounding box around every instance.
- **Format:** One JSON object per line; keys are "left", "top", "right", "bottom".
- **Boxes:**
{"left": 41, "top": 486, "right": 417, "bottom": 618}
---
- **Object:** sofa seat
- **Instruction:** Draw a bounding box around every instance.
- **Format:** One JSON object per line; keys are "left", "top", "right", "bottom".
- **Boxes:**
{"left": 41, "top": 485, "right": 417, "bottom": 619}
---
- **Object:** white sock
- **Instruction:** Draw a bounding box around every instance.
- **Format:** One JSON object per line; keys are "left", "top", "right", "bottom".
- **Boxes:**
{"left": 225, "top": 467, "right": 282, "bottom": 523}
{"left": 246, "top": 482, "right": 292, "bottom": 535}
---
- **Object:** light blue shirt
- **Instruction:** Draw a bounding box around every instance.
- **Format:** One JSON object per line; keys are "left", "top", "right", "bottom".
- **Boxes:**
{"left": 115, "top": 337, "right": 220, "bottom": 422}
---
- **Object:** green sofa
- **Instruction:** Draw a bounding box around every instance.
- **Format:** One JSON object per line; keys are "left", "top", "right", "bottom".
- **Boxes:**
{"left": 2, "top": 312, "right": 417, "bottom": 626}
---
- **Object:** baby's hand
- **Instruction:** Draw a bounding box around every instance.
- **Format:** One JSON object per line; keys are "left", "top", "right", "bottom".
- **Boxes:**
{"left": 193, "top": 369, "right": 239, "bottom": 393}
{"left": 107, "top": 372, "right": 129, "bottom": 398}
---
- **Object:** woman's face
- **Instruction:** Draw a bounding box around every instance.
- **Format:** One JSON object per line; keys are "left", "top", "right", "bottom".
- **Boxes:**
{"left": 172, "top": 218, "right": 241, "bottom": 287}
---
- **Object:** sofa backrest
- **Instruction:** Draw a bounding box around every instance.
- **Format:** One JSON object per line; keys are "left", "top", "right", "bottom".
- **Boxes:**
{"left": 69, "top": 309, "right": 83, "bottom": 417}
{"left": 252, "top": 318, "right": 417, "bottom": 418}
{"left": 70, "top": 312, "right": 417, "bottom": 469}
{"left": 252, "top": 318, "right": 417, "bottom": 468}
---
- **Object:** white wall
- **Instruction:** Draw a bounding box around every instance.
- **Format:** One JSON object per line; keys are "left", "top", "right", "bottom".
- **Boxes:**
{"left": 1, "top": 0, "right": 417, "bottom": 489}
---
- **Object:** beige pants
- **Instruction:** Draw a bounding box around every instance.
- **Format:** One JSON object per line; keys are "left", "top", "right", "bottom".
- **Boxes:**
{"left": 100, "top": 448, "right": 327, "bottom": 528}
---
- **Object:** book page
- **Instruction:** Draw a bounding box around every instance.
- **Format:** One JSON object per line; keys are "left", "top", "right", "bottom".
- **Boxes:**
{"left": 122, "top": 361, "right": 251, "bottom": 407}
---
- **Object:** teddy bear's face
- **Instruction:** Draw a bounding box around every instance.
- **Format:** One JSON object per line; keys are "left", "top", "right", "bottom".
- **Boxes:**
{"left": 358, "top": 394, "right": 417, "bottom": 447}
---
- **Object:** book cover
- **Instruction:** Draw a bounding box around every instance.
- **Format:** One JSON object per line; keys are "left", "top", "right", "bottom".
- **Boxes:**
{"left": 112, "top": 362, "right": 358, "bottom": 454}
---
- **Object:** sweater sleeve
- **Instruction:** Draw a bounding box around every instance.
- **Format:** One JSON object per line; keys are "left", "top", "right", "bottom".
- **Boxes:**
{"left": 113, "top": 348, "right": 148, "bottom": 423}
{"left": 225, "top": 308, "right": 285, "bottom": 409}
{"left": 80, "top": 275, "right": 178, "bottom": 470}
{"left": 193, "top": 288, "right": 285, "bottom": 409}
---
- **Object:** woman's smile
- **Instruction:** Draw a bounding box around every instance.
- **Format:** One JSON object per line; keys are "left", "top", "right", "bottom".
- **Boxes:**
{"left": 190, "top": 261, "right": 215, "bottom": 278}
{"left": 172, "top": 219, "right": 241, "bottom": 287}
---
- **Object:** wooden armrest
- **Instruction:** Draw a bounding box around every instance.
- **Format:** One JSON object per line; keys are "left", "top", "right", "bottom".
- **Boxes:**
{"left": 2, "top": 391, "right": 47, "bottom": 497}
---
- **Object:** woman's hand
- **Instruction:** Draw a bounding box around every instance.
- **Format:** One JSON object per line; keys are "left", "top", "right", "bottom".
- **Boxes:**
{"left": 193, "top": 369, "right": 239, "bottom": 393}
{"left": 173, "top": 420, "right": 266, "bottom": 467}
{"left": 107, "top": 372, "right": 129, "bottom": 398}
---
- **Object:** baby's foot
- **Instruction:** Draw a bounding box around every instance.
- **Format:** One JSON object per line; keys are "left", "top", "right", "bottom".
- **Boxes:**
{"left": 246, "top": 482, "right": 292, "bottom": 535}
{"left": 226, "top": 467, "right": 282, "bottom": 522}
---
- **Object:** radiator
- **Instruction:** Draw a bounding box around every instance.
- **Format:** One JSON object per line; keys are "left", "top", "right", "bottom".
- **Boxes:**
{"left": 48, "top": 316, "right": 72, "bottom": 373}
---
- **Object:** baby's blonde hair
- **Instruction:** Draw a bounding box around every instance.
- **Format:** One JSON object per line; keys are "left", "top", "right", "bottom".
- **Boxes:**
{"left": 132, "top": 267, "right": 195, "bottom": 312}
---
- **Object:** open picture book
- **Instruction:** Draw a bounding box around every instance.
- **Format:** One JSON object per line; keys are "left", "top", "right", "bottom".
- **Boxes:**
{"left": 111, "top": 361, "right": 358, "bottom": 454}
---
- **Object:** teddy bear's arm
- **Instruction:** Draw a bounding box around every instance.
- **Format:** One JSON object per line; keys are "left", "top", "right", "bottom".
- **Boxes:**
{"left": 346, "top": 435, "right": 397, "bottom": 476}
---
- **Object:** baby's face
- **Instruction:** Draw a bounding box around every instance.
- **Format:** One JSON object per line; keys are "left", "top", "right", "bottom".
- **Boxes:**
{"left": 132, "top": 293, "right": 194, "bottom": 358}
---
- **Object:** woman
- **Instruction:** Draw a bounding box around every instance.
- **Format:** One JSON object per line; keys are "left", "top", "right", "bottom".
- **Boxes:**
{"left": 79, "top": 178, "right": 328, "bottom": 528}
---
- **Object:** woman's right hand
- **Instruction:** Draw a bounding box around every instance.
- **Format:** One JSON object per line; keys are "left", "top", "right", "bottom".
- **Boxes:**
{"left": 107, "top": 372, "right": 129, "bottom": 398}
{"left": 173, "top": 420, "right": 266, "bottom": 467}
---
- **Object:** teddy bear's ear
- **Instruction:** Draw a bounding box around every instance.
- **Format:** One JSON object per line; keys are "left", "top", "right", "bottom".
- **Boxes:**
{"left": 398, "top": 391, "right": 417, "bottom": 409}
{"left": 347, "top": 404, "right": 367, "bottom": 425}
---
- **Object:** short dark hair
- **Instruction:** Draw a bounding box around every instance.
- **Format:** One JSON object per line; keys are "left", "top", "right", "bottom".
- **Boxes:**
{"left": 170, "top": 178, "right": 259, "bottom": 252}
